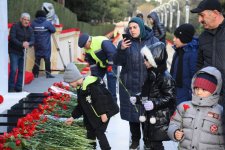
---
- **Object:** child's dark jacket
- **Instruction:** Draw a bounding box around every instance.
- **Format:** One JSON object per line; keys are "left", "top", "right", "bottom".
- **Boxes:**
{"left": 71, "top": 76, "right": 119, "bottom": 129}
{"left": 141, "top": 69, "right": 176, "bottom": 141}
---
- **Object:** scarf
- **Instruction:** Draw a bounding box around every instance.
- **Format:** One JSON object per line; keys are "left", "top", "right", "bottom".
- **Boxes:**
{"left": 170, "top": 47, "right": 184, "bottom": 88}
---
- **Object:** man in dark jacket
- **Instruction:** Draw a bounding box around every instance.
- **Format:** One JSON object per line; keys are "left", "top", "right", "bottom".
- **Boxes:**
{"left": 8, "top": 12, "right": 34, "bottom": 92}
{"left": 64, "top": 63, "right": 119, "bottom": 150}
{"left": 191, "top": 0, "right": 225, "bottom": 95}
{"left": 78, "top": 34, "right": 117, "bottom": 102}
{"left": 191, "top": 0, "right": 225, "bottom": 144}
{"left": 147, "top": 12, "right": 166, "bottom": 45}
{"left": 31, "top": 10, "right": 56, "bottom": 78}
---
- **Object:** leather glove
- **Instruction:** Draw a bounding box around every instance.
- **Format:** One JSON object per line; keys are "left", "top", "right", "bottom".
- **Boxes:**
{"left": 130, "top": 96, "right": 137, "bottom": 105}
{"left": 143, "top": 100, "right": 154, "bottom": 111}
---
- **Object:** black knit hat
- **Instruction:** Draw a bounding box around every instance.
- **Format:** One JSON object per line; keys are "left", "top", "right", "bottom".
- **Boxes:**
{"left": 174, "top": 24, "right": 195, "bottom": 44}
{"left": 35, "top": 10, "right": 46, "bottom": 18}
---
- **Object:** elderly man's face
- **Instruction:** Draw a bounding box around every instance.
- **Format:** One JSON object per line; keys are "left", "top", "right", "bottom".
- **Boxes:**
{"left": 198, "top": 10, "right": 217, "bottom": 29}
{"left": 20, "top": 16, "right": 30, "bottom": 27}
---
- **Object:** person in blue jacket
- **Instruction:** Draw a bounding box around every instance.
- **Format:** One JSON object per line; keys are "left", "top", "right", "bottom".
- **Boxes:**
{"left": 8, "top": 12, "right": 34, "bottom": 92}
{"left": 113, "top": 17, "right": 159, "bottom": 150}
{"left": 170, "top": 23, "right": 198, "bottom": 105}
{"left": 147, "top": 12, "right": 166, "bottom": 45}
{"left": 78, "top": 33, "right": 117, "bottom": 102}
{"left": 31, "top": 10, "right": 56, "bottom": 78}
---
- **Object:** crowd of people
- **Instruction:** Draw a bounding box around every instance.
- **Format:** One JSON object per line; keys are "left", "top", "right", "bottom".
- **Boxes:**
{"left": 63, "top": 0, "right": 225, "bottom": 150}
{"left": 8, "top": 0, "right": 225, "bottom": 149}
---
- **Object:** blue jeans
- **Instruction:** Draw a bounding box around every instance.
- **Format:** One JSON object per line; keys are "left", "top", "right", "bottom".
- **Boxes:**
{"left": 96, "top": 65, "right": 117, "bottom": 103}
{"left": 8, "top": 52, "right": 24, "bottom": 91}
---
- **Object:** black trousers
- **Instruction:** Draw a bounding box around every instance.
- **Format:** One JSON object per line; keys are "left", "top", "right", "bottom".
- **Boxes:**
{"left": 32, "top": 56, "right": 51, "bottom": 76}
{"left": 129, "top": 122, "right": 144, "bottom": 143}
{"left": 86, "top": 120, "right": 111, "bottom": 150}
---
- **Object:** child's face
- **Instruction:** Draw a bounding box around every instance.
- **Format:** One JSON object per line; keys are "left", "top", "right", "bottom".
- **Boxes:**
{"left": 69, "top": 78, "right": 83, "bottom": 88}
{"left": 144, "top": 59, "right": 152, "bottom": 69}
{"left": 173, "top": 36, "right": 185, "bottom": 48}
{"left": 194, "top": 87, "right": 212, "bottom": 98}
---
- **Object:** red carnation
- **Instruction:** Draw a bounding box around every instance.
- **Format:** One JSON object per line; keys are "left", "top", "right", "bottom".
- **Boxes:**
{"left": 183, "top": 104, "right": 190, "bottom": 112}
{"left": 15, "top": 139, "right": 21, "bottom": 146}
{"left": 0, "top": 95, "right": 4, "bottom": 104}
{"left": 43, "top": 92, "right": 49, "bottom": 96}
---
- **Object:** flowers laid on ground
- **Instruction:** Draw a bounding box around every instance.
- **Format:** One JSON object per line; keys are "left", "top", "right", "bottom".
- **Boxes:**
{"left": 0, "top": 82, "right": 92, "bottom": 150}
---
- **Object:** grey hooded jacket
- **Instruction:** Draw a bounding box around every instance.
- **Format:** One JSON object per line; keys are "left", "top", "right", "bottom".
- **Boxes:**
{"left": 168, "top": 66, "right": 224, "bottom": 150}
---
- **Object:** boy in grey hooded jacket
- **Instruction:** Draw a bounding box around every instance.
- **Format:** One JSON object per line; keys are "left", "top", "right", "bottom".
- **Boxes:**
{"left": 168, "top": 66, "right": 224, "bottom": 150}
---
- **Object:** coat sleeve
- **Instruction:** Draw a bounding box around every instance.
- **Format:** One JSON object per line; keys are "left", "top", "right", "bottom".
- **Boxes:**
{"left": 85, "top": 53, "right": 98, "bottom": 76}
{"left": 188, "top": 50, "right": 198, "bottom": 78}
{"left": 158, "top": 24, "right": 166, "bottom": 40}
{"left": 167, "top": 104, "right": 183, "bottom": 141}
{"left": 9, "top": 24, "right": 23, "bottom": 47}
{"left": 28, "top": 27, "right": 35, "bottom": 46}
{"left": 196, "top": 45, "right": 204, "bottom": 71}
{"left": 113, "top": 41, "right": 128, "bottom": 66}
{"left": 71, "top": 102, "right": 83, "bottom": 119}
{"left": 47, "top": 22, "right": 56, "bottom": 33}
{"left": 152, "top": 75, "right": 176, "bottom": 110}
{"left": 102, "top": 40, "right": 116, "bottom": 66}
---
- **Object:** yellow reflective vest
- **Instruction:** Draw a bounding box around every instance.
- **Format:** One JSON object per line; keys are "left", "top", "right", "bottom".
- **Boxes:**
{"left": 84, "top": 36, "right": 108, "bottom": 68}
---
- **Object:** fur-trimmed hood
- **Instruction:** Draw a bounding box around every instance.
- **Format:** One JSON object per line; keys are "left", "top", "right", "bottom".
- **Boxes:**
{"left": 140, "top": 42, "right": 167, "bottom": 68}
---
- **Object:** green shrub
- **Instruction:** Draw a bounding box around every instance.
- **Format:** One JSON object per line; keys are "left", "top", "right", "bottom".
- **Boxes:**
{"left": 8, "top": 0, "right": 114, "bottom": 35}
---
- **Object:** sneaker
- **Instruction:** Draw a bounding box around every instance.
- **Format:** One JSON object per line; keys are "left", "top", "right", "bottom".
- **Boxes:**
{"left": 46, "top": 74, "right": 55, "bottom": 78}
{"left": 129, "top": 141, "right": 139, "bottom": 150}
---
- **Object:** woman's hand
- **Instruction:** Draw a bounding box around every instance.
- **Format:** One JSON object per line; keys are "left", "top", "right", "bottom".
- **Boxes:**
{"left": 175, "top": 129, "right": 184, "bottom": 141}
{"left": 101, "top": 114, "right": 108, "bottom": 123}
{"left": 65, "top": 117, "right": 74, "bottom": 125}
{"left": 121, "top": 39, "right": 131, "bottom": 50}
